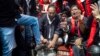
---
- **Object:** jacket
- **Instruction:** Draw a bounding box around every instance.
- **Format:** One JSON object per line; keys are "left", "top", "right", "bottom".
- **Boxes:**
{"left": 39, "top": 14, "right": 60, "bottom": 40}
{"left": 0, "top": 0, "right": 20, "bottom": 27}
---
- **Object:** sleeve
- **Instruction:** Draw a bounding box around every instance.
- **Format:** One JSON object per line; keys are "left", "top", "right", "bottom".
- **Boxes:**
{"left": 85, "top": 15, "right": 94, "bottom": 29}
{"left": 67, "top": 17, "right": 72, "bottom": 34}
{"left": 38, "top": 15, "right": 45, "bottom": 35}
{"left": 86, "top": 15, "right": 97, "bottom": 48}
{"left": 86, "top": 19, "right": 97, "bottom": 48}
{"left": 55, "top": 27, "right": 64, "bottom": 37}
{"left": 54, "top": 16, "right": 62, "bottom": 36}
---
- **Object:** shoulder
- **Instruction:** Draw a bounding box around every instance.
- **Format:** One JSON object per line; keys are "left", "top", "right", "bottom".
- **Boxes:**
{"left": 40, "top": 14, "right": 47, "bottom": 20}
{"left": 55, "top": 14, "right": 60, "bottom": 19}
{"left": 67, "top": 17, "right": 72, "bottom": 23}
{"left": 54, "top": 14, "right": 60, "bottom": 21}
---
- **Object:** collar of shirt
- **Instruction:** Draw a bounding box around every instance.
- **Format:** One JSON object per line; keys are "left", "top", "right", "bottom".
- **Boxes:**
{"left": 47, "top": 14, "right": 55, "bottom": 25}
{"left": 26, "top": 0, "right": 31, "bottom": 7}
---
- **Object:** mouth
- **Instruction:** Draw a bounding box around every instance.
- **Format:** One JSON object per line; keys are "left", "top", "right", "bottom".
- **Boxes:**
{"left": 72, "top": 12, "right": 79, "bottom": 17}
{"left": 73, "top": 13, "right": 76, "bottom": 15}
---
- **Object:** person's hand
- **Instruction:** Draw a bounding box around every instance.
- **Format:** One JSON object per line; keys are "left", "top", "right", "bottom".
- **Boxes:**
{"left": 48, "top": 41, "right": 55, "bottom": 48}
{"left": 74, "top": 38, "right": 83, "bottom": 49}
{"left": 41, "top": 38, "right": 48, "bottom": 44}
{"left": 19, "top": 6, "right": 24, "bottom": 13}
{"left": 90, "top": 3, "right": 100, "bottom": 19}
{"left": 74, "top": 38, "right": 82, "bottom": 46}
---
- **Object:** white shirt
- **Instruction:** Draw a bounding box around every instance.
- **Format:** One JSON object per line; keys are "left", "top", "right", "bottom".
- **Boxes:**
{"left": 47, "top": 14, "right": 55, "bottom": 39}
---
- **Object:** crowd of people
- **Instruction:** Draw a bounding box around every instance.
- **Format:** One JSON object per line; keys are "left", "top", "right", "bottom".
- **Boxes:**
{"left": 0, "top": 0, "right": 100, "bottom": 56}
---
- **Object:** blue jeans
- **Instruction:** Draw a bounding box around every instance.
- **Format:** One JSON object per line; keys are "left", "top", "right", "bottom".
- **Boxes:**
{"left": 0, "top": 27, "right": 16, "bottom": 56}
{"left": 17, "top": 14, "right": 40, "bottom": 45}
{"left": 0, "top": 14, "right": 41, "bottom": 56}
{"left": 24, "top": 26, "right": 33, "bottom": 45}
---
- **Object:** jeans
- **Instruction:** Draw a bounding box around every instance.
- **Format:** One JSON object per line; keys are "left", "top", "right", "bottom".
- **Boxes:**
{"left": 0, "top": 27, "right": 16, "bottom": 56}
{"left": 25, "top": 26, "right": 33, "bottom": 38}
{"left": 0, "top": 14, "right": 41, "bottom": 56}
{"left": 24, "top": 26, "right": 33, "bottom": 45}
{"left": 17, "top": 14, "right": 40, "bottom": 45}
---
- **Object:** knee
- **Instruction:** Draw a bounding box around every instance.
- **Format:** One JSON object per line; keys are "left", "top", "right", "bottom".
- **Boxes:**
{"left": 88, "top": 45, "right": 100, "bottom": 54}
{"left": 57, "top": 38, "right": 63, "bottom": 45}
{"left": 31, "top": 16, "right": 38, "bottom": 22}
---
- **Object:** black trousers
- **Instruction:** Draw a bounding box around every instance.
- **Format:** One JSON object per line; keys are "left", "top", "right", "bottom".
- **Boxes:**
{"left": 72, "top": 45, "right": 85, "bottom": 56}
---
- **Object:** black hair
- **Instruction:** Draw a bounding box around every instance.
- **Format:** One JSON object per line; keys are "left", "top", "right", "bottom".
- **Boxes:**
{"left": 48, "top": 4, "right": 56, "bottom": 9}
{"left": 70, "top": 4, "right": 80, "bottom": 10}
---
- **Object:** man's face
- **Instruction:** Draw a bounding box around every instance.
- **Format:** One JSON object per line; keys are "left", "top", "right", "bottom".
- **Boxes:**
{"left": 48, "top": 7, "right": 56, "bottom": 19}
{"left": 71, "top": 6, "right": 81, "bottom": 18}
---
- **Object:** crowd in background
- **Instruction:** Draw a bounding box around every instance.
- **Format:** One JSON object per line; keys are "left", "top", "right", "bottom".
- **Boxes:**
{"left": 0, "top": 0, "right": 100, "bottom": 56}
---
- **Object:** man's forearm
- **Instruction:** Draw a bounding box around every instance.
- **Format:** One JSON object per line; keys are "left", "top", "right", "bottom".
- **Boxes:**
{"left": 52, "top": 34, "right": 59, "bottom": 44}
